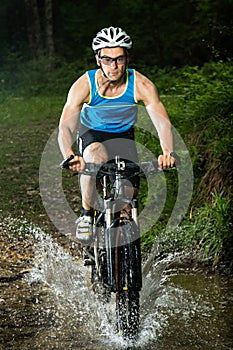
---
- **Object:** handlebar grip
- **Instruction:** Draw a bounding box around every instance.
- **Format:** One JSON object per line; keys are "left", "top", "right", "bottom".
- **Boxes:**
{"left": 60, "top": 154, "right": 74, "bottom": 169}
{"left": 170, "top": 152, "right": 181, "bottom": 166}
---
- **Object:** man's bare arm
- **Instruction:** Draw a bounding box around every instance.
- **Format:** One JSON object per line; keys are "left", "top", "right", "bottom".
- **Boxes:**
{"left": 58, "top": 73, "right": 90, "bottom": 158}
{"left": 135, "top": 71, "right": 175, "bottom": 168}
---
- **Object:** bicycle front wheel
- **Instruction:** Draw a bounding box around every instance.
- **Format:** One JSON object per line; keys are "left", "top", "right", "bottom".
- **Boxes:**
{"left": 114, "top": 222, "right": 141, "bottom": 340}
{"left": 91, "top": 247, "right": 111, "bottom": 302}
{"left": 116, "top": 289, "right": 140, "bottom": 340}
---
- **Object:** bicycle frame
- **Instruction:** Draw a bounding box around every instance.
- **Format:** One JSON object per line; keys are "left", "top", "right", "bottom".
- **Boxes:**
{"left": 89, "top": 156, "right": 142, "bottom": 293}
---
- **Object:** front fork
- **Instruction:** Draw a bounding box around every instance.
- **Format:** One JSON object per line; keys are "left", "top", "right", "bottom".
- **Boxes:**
{"left": 104, "top": 197, "right": 141, "bottom": 292}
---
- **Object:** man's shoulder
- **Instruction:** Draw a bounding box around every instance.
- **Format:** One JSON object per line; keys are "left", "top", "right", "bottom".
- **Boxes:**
{"left": 135, "top": 70, "right": 155, "bottom": 88}
{"left": 70, "top": 72, "right": 91, "bottom": 97}
{"left": 72, "top": 72, "right": 89, "bottom": 86}
{"left": 134, "top": 71, "right": 158, "bottom": 103}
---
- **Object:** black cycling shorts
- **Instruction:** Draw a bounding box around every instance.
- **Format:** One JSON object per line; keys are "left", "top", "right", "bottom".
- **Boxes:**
{"left": 77, "top": 124, "right": 140, "bottom": 188}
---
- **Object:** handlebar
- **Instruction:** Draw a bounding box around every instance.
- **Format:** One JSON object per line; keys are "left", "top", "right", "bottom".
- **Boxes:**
{"left": 75, "top": 160, "right": 160, "bottom": 178}
{"left": 60, "top": 155, "right": 179, "bottom": 178}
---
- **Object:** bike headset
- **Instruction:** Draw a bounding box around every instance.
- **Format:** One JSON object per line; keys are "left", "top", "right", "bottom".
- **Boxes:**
{"left": 92, "top": 26, "right": 132, "bottom": 83}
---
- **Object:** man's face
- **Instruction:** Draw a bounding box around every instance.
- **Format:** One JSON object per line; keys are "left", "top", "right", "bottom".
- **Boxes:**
{"left": 96, "top": 47, "right": 127, "bottom": 81}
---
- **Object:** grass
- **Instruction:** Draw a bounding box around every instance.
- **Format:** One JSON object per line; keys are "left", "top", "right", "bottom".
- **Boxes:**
{"left": 0, "top": 96, "right": 65, "bottom": 229}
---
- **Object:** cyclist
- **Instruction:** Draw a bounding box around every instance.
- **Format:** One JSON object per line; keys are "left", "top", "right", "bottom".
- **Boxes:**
{"left": 58, "top": 26, "right": 176, "bottom": 243}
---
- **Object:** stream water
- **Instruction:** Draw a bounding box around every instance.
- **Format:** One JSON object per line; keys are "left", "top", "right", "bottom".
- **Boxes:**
{"left": 1, "top": 225, "right": 233, "bottom": 350}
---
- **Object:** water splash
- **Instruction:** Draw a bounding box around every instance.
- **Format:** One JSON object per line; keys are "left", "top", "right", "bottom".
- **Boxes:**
{"left": 2, "top": 217, "right": 232, "bottom": 349}
{"left": 27, "top": 228, "right": 177, "bottom": 349}
{"left": 29, "top": 229, "right": 115, "bottom": 336}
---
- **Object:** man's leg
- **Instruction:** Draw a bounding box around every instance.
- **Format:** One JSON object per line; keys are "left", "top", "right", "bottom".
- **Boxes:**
{"left": 80, "top": 141, "right": 108, "bottom": 210}
{"left": 76, "top": 142, "right": 108, "bottom": 244}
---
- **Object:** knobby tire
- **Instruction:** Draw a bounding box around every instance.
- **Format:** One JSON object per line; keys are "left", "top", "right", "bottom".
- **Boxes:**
{"left": 116, "top": 290, "right": 140, "bottom": 340}
{"left": 115, "top": 222, "right": 141, "bottom": 340}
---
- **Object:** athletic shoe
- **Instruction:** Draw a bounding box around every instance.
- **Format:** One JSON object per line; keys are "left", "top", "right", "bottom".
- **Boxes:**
{"left": 76, "top": 215, "right": 93, "bottom": 244}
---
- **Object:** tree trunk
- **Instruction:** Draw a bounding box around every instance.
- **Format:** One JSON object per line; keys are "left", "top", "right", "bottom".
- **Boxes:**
{"left": 45, "top": 0, "right": 55, "bottom": 58}
{"left": 24, "top": 0, "right": 43, "bottom": 58}
{"left": 211, "top": 0, "right": 219, "bottom": 58}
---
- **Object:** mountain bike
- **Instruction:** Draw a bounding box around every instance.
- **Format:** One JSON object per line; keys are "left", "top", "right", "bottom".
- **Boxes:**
{"left": 61, "top": 154, "right": 178, "bottom": 340}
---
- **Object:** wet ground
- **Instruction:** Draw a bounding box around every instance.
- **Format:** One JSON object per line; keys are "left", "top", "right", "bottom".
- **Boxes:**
{"left": 1, "top": 216, "right": 233, "bottom": 350}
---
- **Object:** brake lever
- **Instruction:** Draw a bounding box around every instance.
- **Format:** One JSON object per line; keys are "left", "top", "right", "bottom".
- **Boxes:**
{"left": 60, "top": 154, "right": 74, "bottom": 169}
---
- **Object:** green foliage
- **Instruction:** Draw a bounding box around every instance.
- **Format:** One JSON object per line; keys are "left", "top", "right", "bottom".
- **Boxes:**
{"left": 179, "top": 62, "right": 233, "bottom": 119}
{"left": 0, "top": 54, "right": 96, "bottom": 98}
{"left": 154, "top": 62, "right": 233, "bottom": 198}
{"left": 195, "top": 191, "right": 232, "bottom": 264}
{"left": 156, "top": 191, "right": 232, "bottom": 267}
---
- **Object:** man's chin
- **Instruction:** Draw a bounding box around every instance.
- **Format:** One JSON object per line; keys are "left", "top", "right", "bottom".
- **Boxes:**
{"left": 108, "top": 72, "right": 124, "bottom": 82}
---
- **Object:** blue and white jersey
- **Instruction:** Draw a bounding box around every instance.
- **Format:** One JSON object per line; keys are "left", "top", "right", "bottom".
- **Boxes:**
{"left": 80, "top": 68, "right": 138, "bottom": 133}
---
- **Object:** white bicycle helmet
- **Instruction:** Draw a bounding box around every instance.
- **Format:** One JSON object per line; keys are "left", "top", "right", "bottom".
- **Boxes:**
{"left": 92, "top": 26, "right": 132, "bottom": 53}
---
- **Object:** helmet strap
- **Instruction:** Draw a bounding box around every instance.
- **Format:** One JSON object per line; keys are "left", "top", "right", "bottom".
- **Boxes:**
{"left": 99, "top": 64, "right": 127, "bottom": 84}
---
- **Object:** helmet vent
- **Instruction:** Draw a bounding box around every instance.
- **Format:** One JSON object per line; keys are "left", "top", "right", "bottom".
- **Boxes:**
{"left": 92, "top": 26, "right": 132, "bottom": 52}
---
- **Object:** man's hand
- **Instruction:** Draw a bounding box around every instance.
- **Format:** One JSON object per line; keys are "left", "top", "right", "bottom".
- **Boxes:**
{"left": 68, "top": 155, "right": 85, "bottom": 172}
{"left": 158, "top": 152, "right": 179, "bottom": 169}
{"left": 60, "top": 154, "right": 85, "bottom": 171}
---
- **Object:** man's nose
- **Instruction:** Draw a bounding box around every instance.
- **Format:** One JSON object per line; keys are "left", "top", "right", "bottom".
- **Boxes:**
{"left": 110, "top": 59, "right": 117, "bottom": 68}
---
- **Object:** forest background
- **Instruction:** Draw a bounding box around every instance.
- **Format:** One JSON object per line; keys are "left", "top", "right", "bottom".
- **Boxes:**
{"left": 0, "top": 0, "right": 232, "bottom": 269}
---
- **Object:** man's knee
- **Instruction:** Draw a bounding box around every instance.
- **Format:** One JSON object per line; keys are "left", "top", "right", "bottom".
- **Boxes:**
{"left": 83, "top": 142, "right": 108, "bottom": 163}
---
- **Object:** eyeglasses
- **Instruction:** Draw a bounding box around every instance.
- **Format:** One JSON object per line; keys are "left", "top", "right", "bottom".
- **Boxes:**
{"left": 99, "top": 55, "right": 127, "bottom": 66}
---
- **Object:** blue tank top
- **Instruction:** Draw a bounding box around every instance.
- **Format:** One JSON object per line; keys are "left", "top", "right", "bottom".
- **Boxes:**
{"left": 80, "top": 68, "right": 138, "bottom": 133}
